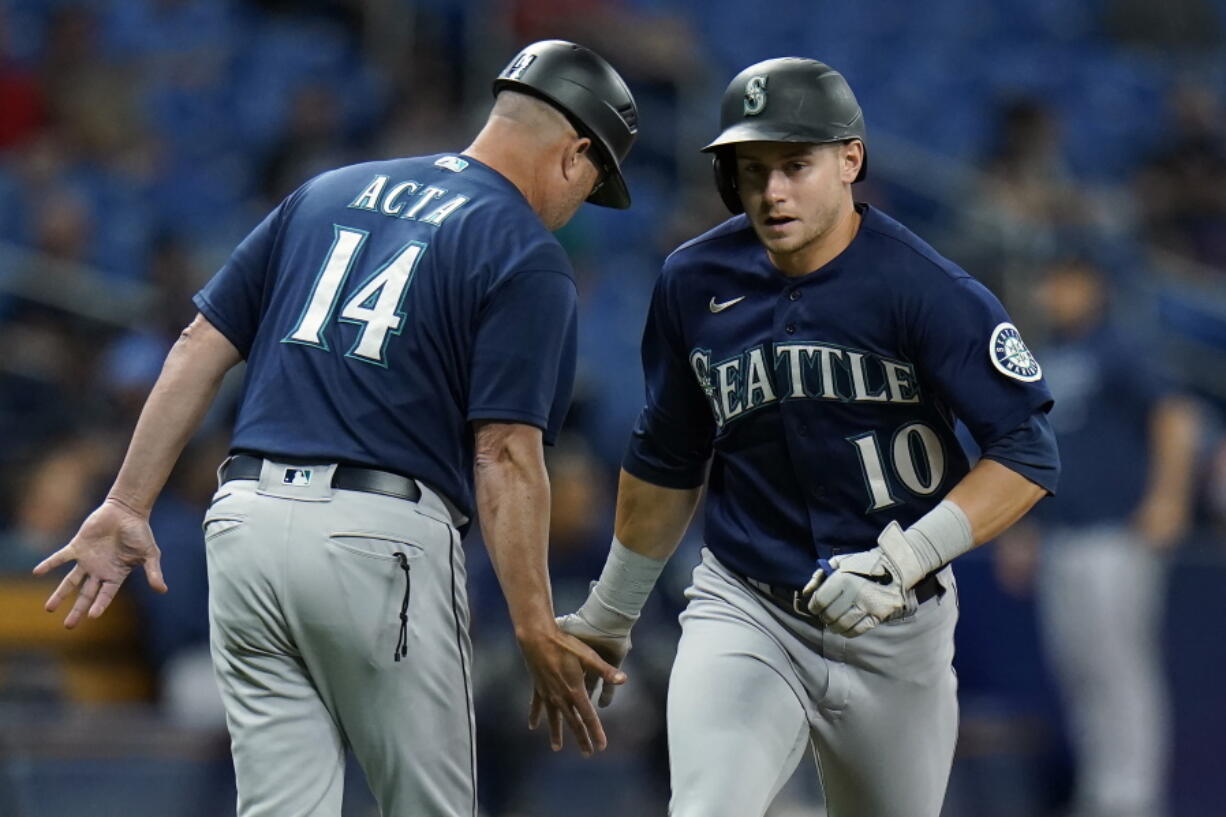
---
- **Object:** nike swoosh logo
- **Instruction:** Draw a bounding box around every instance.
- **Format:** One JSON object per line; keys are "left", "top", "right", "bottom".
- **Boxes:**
{"left": 709, "top": 296, "right": 745, "bottom": 313}
{"left": 846, "top": 569, "right": 894, "bottom": 586}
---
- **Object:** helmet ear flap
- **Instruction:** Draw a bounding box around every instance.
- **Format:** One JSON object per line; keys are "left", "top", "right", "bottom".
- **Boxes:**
{"left": 712, "top": 151, "right": 743, "bottom": 214}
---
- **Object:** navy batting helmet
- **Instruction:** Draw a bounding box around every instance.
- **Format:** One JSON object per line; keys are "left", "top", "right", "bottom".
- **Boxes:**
{"left": 494, "top": 40, "right": 639, "bottom": 209}
{"left": 702, "top": 57, "right": 867, "bottom": 214}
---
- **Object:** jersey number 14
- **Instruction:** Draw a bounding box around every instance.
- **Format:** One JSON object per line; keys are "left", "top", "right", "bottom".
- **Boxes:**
{"left": 284, "top": 225, "right": 427, "bottom": 366}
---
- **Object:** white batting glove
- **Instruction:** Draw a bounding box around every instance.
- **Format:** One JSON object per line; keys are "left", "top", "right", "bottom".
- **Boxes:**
{"left": 557, "top": 585, "right": 636, "bottom": 707}
{"left": 803, "top": 521, "right": 928, "bottom": 637}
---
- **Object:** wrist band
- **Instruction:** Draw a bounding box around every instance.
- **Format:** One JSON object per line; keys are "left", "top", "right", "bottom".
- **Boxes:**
{"left": 588, "top": 536, "right": 667, "bottom": 619}
{"left": 905, "top": 500, "right": 973, "bottom": 576}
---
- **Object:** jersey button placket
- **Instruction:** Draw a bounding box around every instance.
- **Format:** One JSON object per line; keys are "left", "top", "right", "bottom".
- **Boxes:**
{"left": 789, "top": 289, "right": 801, "bottom": 301}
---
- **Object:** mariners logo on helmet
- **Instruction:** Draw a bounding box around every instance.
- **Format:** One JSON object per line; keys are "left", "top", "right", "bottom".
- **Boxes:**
{"left": 504, "top": 52, "right": 537, "bottom": 81}
{"left": 989, "top": 322, "right": 1042, "bottom": 382}
{"left": 743, "top": 75, "right": 768, "bottom": 116}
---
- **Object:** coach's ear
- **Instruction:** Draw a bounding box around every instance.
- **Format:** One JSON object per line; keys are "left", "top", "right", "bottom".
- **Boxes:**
{"left": 562, "top": 136, "right": 595, "bottom": 181}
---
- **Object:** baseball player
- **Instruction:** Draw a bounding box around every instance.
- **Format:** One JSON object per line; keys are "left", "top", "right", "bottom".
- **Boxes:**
{"left": 33, "top": 40, "right": 638, "bottom": 817}
{"left": 999, "top": 257, "right": 1199, "bottom": 817}
{"left": 552, "top": 58, "right": 1061, "bottom": 817}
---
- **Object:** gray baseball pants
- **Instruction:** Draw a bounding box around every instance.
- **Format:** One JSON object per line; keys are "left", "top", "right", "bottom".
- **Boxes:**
{"left": 204, "top": 458, "right": 475, "bottom": 817}
{"left": 668, "top": 549, "right": 959, "bottom": 817}
{"left": 1038, "top": 525, "right": 1170, "bottom": 817}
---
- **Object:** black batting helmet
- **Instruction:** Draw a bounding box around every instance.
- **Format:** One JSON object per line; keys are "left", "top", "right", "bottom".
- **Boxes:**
{"left": 702, "top": 57, "right": 867, "bottom": 214}
{"left": 493, "top": 40, "right": 638, "bottom": 209}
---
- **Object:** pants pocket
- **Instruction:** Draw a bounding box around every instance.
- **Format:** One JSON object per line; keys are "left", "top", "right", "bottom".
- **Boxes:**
{"left": 204, "top": 516, "right": 245, "bottom": 540}
{"left": 323, "top": 533, "right": 425, "bottom": 665}
{"left": 203, "top": 489, "right": 247, "bottom": 540}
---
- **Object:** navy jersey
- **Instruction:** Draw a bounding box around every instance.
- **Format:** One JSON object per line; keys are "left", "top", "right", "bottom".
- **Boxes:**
{"left": 1035, "top": 321, "right": 1170, "bottom": 528}
{"left": 194, "top": 154, "right": 577, "bottom": 519}
{"left": 624, "top": 204, "right": 1054, "bottom": 586}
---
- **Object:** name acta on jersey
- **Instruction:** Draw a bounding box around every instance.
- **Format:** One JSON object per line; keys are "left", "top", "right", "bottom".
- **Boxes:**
{"left": 347, "top": 174, "right": 470, "bottom": 225}
{"left": 691, "top": 341, "right": 921, "bottom": 429}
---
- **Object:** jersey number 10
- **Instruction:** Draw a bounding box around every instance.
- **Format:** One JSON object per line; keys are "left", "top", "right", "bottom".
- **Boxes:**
{"left": 848, "top": 422, "right": 946, "bottom": 511}
{"left": 283, "top": 225, "right": 427, "bottom": 366}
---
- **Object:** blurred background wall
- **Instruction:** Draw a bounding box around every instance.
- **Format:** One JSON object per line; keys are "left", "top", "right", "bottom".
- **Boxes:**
{"left": 0, "top": 1, "right": 1224, "bottom": 816}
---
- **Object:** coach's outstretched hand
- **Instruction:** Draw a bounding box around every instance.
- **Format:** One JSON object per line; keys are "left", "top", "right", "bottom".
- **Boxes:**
{"left": 522, "top": 624, "right": 626, "bottom": 756}
{"left": 32, "top": 498, "right": 168, "bottom": 629}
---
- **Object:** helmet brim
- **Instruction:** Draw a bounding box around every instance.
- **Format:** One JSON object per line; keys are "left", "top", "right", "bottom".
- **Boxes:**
{"left": 494, "top": 80, "right": 632, "bottom": 209}
{"left": 587, "top": 169, "right": 631, "bottom": 209}
{"left": 701, "top": 122, "right": 846, "bottom": 152}
{"left": 701, "top": 125, "right": 867, "bottom": 183}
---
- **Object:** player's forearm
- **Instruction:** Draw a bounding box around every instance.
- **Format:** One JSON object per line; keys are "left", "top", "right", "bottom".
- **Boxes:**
{"left": 473, "top": 422, "right": 556, "bottom": 640}
{"left": 944, "top": 458, "right": 1047, "bottom": 545}
{"left": 613, "top": 469, "right": 703, "bottom": 561}
{"left": 107, "top": 315, "right": 241, "bottom": 517}
{"left": 564, "top": 470, "right": 701, "bottom": 627}
{"left": 1144, "top": 396, "right": 1199, "bottom": 506}
{"left": 867, "top": 444, "right": 1049, "bottom": 592}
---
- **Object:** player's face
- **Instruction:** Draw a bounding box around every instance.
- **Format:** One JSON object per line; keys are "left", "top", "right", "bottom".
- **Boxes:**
{"left": 735, "top": 141, "right": 861, "bottom": 266}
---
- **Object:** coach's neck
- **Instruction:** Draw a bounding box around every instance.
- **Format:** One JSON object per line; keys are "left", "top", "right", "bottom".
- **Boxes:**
{"left": 464, "top": 91, "right": 579, "bottom": 226}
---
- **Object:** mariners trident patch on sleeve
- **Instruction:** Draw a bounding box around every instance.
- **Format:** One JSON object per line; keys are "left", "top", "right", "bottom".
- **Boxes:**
{"left": 989, "top": 322, "right": 1042, "bottom": 382}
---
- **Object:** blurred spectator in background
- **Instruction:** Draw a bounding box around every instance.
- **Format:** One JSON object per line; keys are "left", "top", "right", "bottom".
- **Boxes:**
{"left": 98, "top": 235, "right": 217, "bottom": 425}
{"left": 40, "top": 4, "right": 141, "bottom": 172}
{"left": 997, "top": 256, "right": 1201, "bottom": 817}
{"left": 1135, "top": 82, "right": 1226, "bottom": 272}
{"left": 0, "top": 305, "right": 114, "bottom": 470}
{"left": 0, "top": 434, "right": 114, "bottom": 575}
{"left": 0, "top": 6, "right": 45, "bottom": 152}
{"left": 260, "top": 82, "right": 358, "bottom": 205}
{"left": 31, "top": 186, "right": 94, "bottom": 265}
{"left": 957, "top": 98, "right": 1099, "bottom": 314}
{"left": 507, "top": 0, "right": 702, "bottom": 182}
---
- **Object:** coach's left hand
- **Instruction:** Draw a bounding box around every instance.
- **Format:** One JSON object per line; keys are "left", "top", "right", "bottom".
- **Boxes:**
{"left": 32, "top": 497, "right": 167, "bottom": 629}
{"left": 803, "top": 522, "right": 926, "bottom": 637}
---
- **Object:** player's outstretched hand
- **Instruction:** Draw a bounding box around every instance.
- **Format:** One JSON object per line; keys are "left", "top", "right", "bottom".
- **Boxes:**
{"left": 556, "top": 584, "right": 637, "bottom": 707}
{"left": 804, "top": 522, "right": 923, "bottom": 637}
{"left": 556, "top": 610, "right": 632, "bottom": 706}
{"left": 32, "top": 498, "right": 168, "bottom": 629}
{"left": 520, "top": 624, "right": 626, "bottom": 756}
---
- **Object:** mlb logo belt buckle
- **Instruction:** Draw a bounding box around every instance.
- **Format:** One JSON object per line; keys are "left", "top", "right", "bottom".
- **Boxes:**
{"left": 283, "top": 468, "right": 314, "bottom": 487}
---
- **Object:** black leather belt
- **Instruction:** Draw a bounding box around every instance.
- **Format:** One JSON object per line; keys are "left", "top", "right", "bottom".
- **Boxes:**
{"left": 221, "top": 454, "right": 422, "bottom": 502}
{"left": 743, "top": 571, "right": 943, "bottom": 624}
